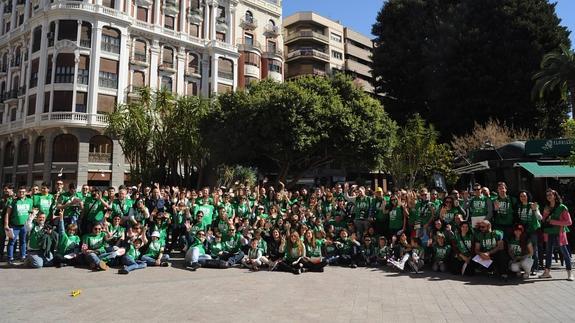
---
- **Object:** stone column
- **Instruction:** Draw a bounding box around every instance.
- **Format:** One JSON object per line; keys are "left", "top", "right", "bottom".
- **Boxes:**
{"left": 154, "top": 0, "right": 161, "bottom": 26}
{"left": 210, "top": 53, "right": 218, "bottom": 94}
{"left": 179, "top": 0, "right": 186, "bottom": 32}
{"left": 87, "top": 23, "right": 102, "bottom": 116}
{"left": 149, "top": 40, "right": 160, "bottom": 89}
{"left": 110, "top": 139, "right": 125, "bottom": 187}
{"left": 116, "top": 30, "right": 130, "bottom": 103}
{"left": 176, "top": 47, "right": 185, "bottom": 94}
{"left": 76, "top": 140, "right": 90, "bottom": 186}
{"left": 200, "top": 54, "right": 209, "bottom": 97}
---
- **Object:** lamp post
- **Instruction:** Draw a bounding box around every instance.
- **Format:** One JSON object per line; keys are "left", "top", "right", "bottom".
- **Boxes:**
{"left": 484, "top": 140, "right": 503, "bottom": 160}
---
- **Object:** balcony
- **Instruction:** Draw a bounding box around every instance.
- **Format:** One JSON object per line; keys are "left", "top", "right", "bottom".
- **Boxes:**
{"left": 236, "top": 38, "right": 262, "bottom": 53}
{"left": 188, "top": 8, "right": 203, "bottom": 24}
{"left": 345, "top": 59, "right": 372, "bottom": 78}
{"left": 131, "top": 51, "right": 148, "bottom": 67}
{"left": 286, "top": 49, "right": 330, "bottom": 62}
{"left": 135, "top": 0, "right": 153, "bottom": 7}
{"left": 239, "top": 17, "right": 258, "bottom": 30}
{"left": 89, "top": 152, "right": 112, "bottom": 163}
{"left": 163, "top": 0, "right": 179, "bottom": 15}
{"left": 4, "top": 89, "right": 19, "bottom": 102}
{"left": 101, "top": 41, "right": 120, "bottom": 54}
{"left": 263, "top": 24, "right": 280, "bottom": 38}
{"left": 185, "top": 66, "right": 201, "bottom": 77}
{"left": 159, "top": 62, "right": 175, "bottom": 72}
{"left": 263, "top": 46, "right": 283, "bottom": 59}
{"left": 0, "top": 64, "right": 7, "bottom": 74}
{"left": 285, "top": 30, "right": 329, "bottom": 45}
{"left": 18, "top": 86, "right": 25, "bottom": 97}
{"left": 77, "top": 69, "right": 89, "bottom": 85}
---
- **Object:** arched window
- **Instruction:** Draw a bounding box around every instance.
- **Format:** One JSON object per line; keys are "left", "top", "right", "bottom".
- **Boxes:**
{"left": 17, "top": 139, "right": 29, "bottom": 165}
{"left": 89, "top": 135, "right": 113, "bottom": 163}
{"left": 245, "top": 11, "right": 253, "bottom": 23}
{"left": 132, "top": 70, "right": 145, "bottom": 89}
{"left": 134, "top": 39, "right": 147, "bottom": 61}
{"left": 34, "top": 136, "right": 45, "bottom": 163}
{"left": 4, "top": 142, "right": 14, "bottom": 166}
{"left": 52, "top": 134, "right": 78, "bottom": 162}
{"left": 13, "top": 47, "right": 21, "bottom": 67}
{"left": 101, "top": 26, "right": 121, "bottom": 54}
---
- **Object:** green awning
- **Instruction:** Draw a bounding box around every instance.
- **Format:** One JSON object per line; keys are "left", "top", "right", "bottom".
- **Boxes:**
{"left": 517, "top": 162, "right": 575, "bottom": 178}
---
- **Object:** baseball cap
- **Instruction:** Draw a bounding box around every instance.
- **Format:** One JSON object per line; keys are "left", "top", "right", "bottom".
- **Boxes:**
{"left": 151, "top": 231, "right": 161, "bottom": 238}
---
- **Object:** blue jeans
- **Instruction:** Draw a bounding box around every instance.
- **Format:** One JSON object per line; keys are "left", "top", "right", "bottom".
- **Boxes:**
{"left": 121, "top": 255, "right": 147, "bottom": 272}
{"left": 141, "top": 254, "right": 170, "bottom": 266}
{"left": 529, "top": 232, "right": 539, "bottom": 271}
{"left": 7, "top": 225, "right": 27, "bottom": 261}
{"left": 25, "top": 251, "right": 54, "bottom": 268}
{"left": 545, "top": 234, "right": 572, "bottom": 270}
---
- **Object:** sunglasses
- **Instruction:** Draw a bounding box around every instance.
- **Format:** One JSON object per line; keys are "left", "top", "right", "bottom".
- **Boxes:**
{"left": 94, "top": 227, "right": 102, "bottom": 231}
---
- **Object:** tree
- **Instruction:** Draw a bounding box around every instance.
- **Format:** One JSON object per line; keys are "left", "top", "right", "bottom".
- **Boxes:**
{"left": 372, "top": 0, "right": 571, "bottom": 139}
{"left": 202, "top": 75, "right": 397, "bottom": 187}
{"left": 533, "top": 44, "right": 575, "bottom": 117}
{"left": 382, "top": 114, "right": 457, "bottom": 188}
{"left": 106, "top": 88, "right": 209, "bottom": 186}
{"left": 450, "top": 119, "right": 539, "bottom": 158}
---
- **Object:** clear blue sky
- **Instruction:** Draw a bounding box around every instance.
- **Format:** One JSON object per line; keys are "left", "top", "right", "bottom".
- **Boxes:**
{"left": 283, "top": 0, "right": 575, "bottom": 46}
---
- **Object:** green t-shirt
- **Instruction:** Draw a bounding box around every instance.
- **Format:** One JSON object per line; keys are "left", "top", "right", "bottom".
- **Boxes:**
{"left": 235, "top": 203, "right": 251, "bottom": 219}
{"left": 371, "top": 198, "right": 385, "bottom": 221}
{"left": 377, "top": 245, "right": 390, "bottom": 258}
{"left": 190, "top": 236, "right": 206, "bottom": 255}
{"left": 57, "top": 227, "right": 80, "bottom": 256}
{"left": 194, "top": 204, "right": 215, "bottom": 227}
{"left": 517, "top": 204, "right": 541, "bottom": 233}
{"left": 145, "top": 239, "right": 164, "bottom": 258}
{"left": 10, "top": 197, "right": 33, "bottom": 226}
{"left": 109, "top": 224, "right": 125, "bottom": 242}
{"left": 544, "top": 204, "right": 568, "bottom": 235}
{"left": 28, "top": 222, "right": 44, "bottom": 251}
{"left": 304, "top": 242, "right": 322, "bottom": 258}
{"left": 224, "top": 233, "right": 242, "bottom": 253}
{"left": 388, "top": 206, "right": 404, "bottom": 231}
{"left": 353, "top": 196, "right": 371, "bottom": 219}
{"left": 453, "top": 232, "right": 473, "bottom": 257}
{"left": 508, "top": 237, "right": 530, "bottom": 258}
{"left": 127, "top": 243, "right": 141, "bottom": 260}
{"left": 82, "top": 232, "right": 107, "bottom": 253}
{"left": 493, "top": 196, "right": 515, "bottom": 227}
{"left": 60, "top": 192, "right": 84, "bottom": 218}
{"left": 83, "top": 197, "right": 106, "bottom": 223}
{"left": 209, "top": 240, "right": 227, "bottom": 257}
{"left": 469, "top": 196, "right": 489, "bottom": 218}
{"left": 476, "top": 230, "right": 503, "bottom": 252}
{"left": 415, "top": 200, "right": 434, "bottom": 226}
{"left": 433, "top": 244, "right": 451, "bottom": 261}
{"left": 33, "top": 194, "right": 55, "bottom": 220}
{"left": 112, "top": 199, "right": 134, "bottom": 218}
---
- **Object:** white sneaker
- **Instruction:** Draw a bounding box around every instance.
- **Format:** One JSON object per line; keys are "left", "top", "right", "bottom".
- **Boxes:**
{"left": 567, "top": 270, "right": 574, "bottom": 281}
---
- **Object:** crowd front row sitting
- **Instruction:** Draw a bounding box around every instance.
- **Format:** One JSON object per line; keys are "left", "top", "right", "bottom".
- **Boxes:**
{"left": 1, "top": 181, "right": 572, "bottom": 281}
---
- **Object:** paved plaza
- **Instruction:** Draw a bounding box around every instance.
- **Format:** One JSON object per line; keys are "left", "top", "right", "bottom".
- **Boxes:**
{"left": 1, "top": 258, "right": 575, "bottom": 323}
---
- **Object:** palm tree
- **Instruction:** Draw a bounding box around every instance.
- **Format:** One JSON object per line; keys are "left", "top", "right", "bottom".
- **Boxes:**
{"left": 533, "top": 44, "right": 575, "bottom": 117}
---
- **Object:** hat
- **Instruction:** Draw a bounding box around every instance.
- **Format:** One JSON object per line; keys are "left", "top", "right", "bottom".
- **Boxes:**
{"left": 257, "top": 205, "right": 265, "bottom": 209}
{"left": 131, "top": 186, "right": 138, "bottom": 190}
{"left": 375, "top": 187, "right": 383, "bottom": 193}
{"left": 151, "top": 231, "right": 161, "bottom": 238}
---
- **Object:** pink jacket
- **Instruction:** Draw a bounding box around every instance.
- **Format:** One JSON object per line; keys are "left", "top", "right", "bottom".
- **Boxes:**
{"left": 543, "top": 209, "right": 572, "bottom": 246}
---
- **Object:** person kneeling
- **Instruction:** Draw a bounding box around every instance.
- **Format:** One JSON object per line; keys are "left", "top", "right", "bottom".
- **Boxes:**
{"left": 185, "top": 230, "right": 212, "bottom": 271}
{"left": 508, "top": 224, "right": 533, "bottom": 279}
{"left": 141, "top": 231, "right": 170, "bottom": 267}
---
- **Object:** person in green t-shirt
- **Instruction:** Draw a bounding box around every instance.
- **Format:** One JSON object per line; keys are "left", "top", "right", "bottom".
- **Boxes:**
{"left": 81, "top": 188, "right": 110, "bottom": 231}
{"left": 344, "top": 185, "right": 372, "bottom": 239}
{"left": 5, "top": 186, "right": 34, "bottom": 263}
{"left": 451, "top": 222, "right": 474, "bottom": 275}
{"left": 24, "top": 211, "right": 55, "bottom": 268}
{"left": 507, "top": 224, "right": 533, "bottom": 279}
{"left": 118, "top": 238, "right": 147, "bottom": 274}
{"left": 431, "top": 233, "right": 451, "bottom": 272}
{"left": 54, "top": 209, "right": 80, "bottom": 267}
{"left": 301, "top": 229, "right": 327, "bottom": 272}
{"left": 492, "top": 182, "right": 515, "bottom": 237}
{"left": 516, "top": 190, "right": 542, "bottom": 274}
{"left": 141, "top": 231, "right": 170, "bottom": 267}
{"left": 33, "top": 184, "right": 55, "bottom": 222}
{"left": 384, "top": 196, "right": 408, "bottom": 239}
{"left": 474, "top": 220, "right": 508, "bottom": 277}
{"left": 111, "top": 188, "right": 133, "bottom": 223}
{"left": 539, "top": 189, "right": 572, "bottom": 281}
{"left": 57, "top": 183, "right": 84, "bottom": 226}
{"left": 81, "top": 223, "right": 112, "bottom": 271}
{"left": 467, "top": 183, "right": 493, "bottom": 228}
{"left": 184, "top": 230, "right": 212, "bottom": 270}
{"left": 376, "top": 236, "right": 390, "bottom": 265}
{"left": 0, "top": 184, "right": 14, "bottom": 261}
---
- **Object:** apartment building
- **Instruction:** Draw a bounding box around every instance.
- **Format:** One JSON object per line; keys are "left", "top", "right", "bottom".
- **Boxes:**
{"left": 283, "top": 12, "right": 374, "bottom": 93}
{"left": 0, "top": 0, "right": 283, "bottom": 188}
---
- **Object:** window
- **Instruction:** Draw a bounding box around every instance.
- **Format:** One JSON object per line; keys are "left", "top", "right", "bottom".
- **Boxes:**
{"left": 134, "top": 39, "right": 147, "bottom": 61}
{"left": 101, "top": 27, "right": 120, "bottom": 54}
{"left": 332, "top": 50, "right": 343, "bottom": 60}
{"left": 137, "top": 7, "right": 148, "bottom": 21}
{"left": 58, "top": 20, "right": 77, "bottom": 41}
{"left": 102, "top": 0, "right": 115, "bottom": 8}
{"left": 17, "top": 139, "right": 29, "bottom": 165}
{"left": 75, "top": 92, "right": 87, "bottom": 112}
{"left": 267, "top": 40, "right": 276, "bottom": 53}
{"left": 52, "top": 91, "right": 73, "bottom": 112}
{"left": 189, "top": 23, "right": 199, "bottom": 37}
{"left": 99, "top": 58, "right": 118, "bottom": 88}
{"left": 161, "top": 76, "right": 172, "bottom": 91}
{"left": 77, "top": 55, "right": 90, "bottom": 85}
{"left": 30, "top": 59, "right": 39, "bottom": 88}
{"left": 331, "top": 33, "right": 342, "bottom": 43}
{"left": 244, "top": 76, "right": 257, "bottom": 86}
{"left": 27, "top": 94, "right": 36, "bottom": 116}
{"left": 89, "top": 136, "right": 113, "bottom": 163}
{"left": 244, "top": 52, "right": 260, "bottom": 67}
{"left": 52, "top": 134, "right": 78, "bottom": 162}
{"left": 43, "top": 92, "right": 50, "bottom": 113}
{"left": 164, "top": 16, "right": 175, "bottom": 30}
{"left": 45, "top": 55, "right": 53, "bottom": 84}
{"left": 186, "top": 82, "right": 198, "bottom": 96}
{"left": 217, "top": 6, "right": 225, "bottom": 20}
{"left": 32, "top": 27, "right": 41, "bottom": 52}
{"left": 132, "top": 71, "right": 145, "bottom": 89}
{"left": 34, "top": 137, "right": 45, "bottom": 163}
{"left": 47, "top": 22, "right": 55, "bottom": 47}
{"left": 217, "top": 58, "right": 233, "bottom": 80}
{"left": 4, "top": 142, "right": 14, "bottom": 166}
{"left": 55, "top": 53, "right": 75, "bottom": 83}
{"left": 97, "top": 94, "right": 116, "bottom": 114}
{"left": 244, "top": 33, "right": 253, "bottom": 46}
{"left": 162, "top": 47, "right": 174, "bottom": 67}
{"left": 80, "top": 22, "right": 91, "bottom": 48}
{"left": 269, "top": 60, "right": 282, "bottom": 73}
{"left": 188, "top": 53, "right": 199, "bottom": 73}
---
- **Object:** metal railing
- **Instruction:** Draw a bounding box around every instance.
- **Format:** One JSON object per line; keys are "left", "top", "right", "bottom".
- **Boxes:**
{"left": 286, "top": 48, "right": 330, "bottom": 61}
{"left": 89, "top": 152, "right": 112, "bottom": 163}
{"left": 285, "top": 30, "right": 329, "bottom": 43}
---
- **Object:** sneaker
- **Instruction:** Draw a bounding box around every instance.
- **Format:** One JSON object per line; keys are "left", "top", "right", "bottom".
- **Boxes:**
{"left": 350, "top": 263, "right": 357, "bottom": 269}
{"left": 98, "top": 261, "right": 109, "bottom": 271}
{"left": 118, "top": 268, "right": 129, "bottom": 275}
{"left": 293, "top": 268, "right": 302, "bottom": 275}
{"left": 269, "top": 261, "right": 278, "bottom": 272}
{"left": 567, "top": 270, "right": 574, "bottom": 281}
{"left": 251, "top": 266, "right": 259, "bottom": 272}
{"left": 160, "top": 262, "right": 170, "bottom": 267}
{"left": 539, "top": 271, "right": 552, "bottom": 279}
{"left": 187, "top": 262, "right": 201, "bottom": 271}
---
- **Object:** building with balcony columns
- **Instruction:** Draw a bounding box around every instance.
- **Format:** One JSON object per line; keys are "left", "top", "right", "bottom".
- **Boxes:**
{"left": 283, "top": 12, "right": 374, "bottom": 93}
{"left": 0, "top": 0, "right": 283, "bottom": 189}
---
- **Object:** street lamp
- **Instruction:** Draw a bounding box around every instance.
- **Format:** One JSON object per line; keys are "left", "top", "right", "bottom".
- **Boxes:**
{"left": 484, "top": 140, "right": 503, "bottom": 160}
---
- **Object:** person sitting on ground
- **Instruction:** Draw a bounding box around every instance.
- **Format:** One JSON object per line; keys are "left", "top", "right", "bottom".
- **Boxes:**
{"left": 242, "top": 238, "right": 266, "bottom": 271}
{"left": 54, "top": 209, "right": 80, "bottom": 268}
{"left": 301, "top": 229, "right": 327, "bottom": 272}
{"left": 118, "top": 237, "right": 147, "bottom": 275}
{"left": 24, "top": 210, "right": 56, "bottom": 268}
{"left": 275, "top": 231, "right": 305, "bottom": 274}
{"left": 334, "top": 229, "right": 362, "bottom": 268}
{"left": 473, "top": 220, "right": 508, "bottom": 278}
{"left": 81, "top": 223, "right": 113, "bottom": 271}
{"left": 185, "top": 230, "right": 212, "bottom": 271}
{"left": 359, "top": 235, "right": 377, "bottom": 267}
{"left": 449, "top": 221, "right": 474, "bottom": 276}
{"left": 431, "top": 233, "right": 451, "bottom": 273}
{"left": 508, "top": 224, "right": 533, "bottom": 279}
{"left": 141, "top": 231, "right": 170, "bottom": 267}
{"left": 376, "top": 236, "right": 390, "bottom": 266}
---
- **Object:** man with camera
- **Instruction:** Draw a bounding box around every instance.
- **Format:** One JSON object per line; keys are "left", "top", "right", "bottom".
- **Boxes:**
{"left": 24, "top": 210, "right": 57, "bottom": 268}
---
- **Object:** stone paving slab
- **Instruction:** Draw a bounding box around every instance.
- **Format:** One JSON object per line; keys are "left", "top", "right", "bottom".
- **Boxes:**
{"left": 1, "top": 261, "right": 574, "bottom": 323}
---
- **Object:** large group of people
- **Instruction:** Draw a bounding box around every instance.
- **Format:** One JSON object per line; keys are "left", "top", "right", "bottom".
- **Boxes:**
{"left": 0, "top": 179, "right": 573, "bottom": 281}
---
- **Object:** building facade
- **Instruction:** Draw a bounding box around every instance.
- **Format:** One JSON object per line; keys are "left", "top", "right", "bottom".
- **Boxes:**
{"left": 0, "top": 0, "right": 283, "bottom": 189}
{"left": 283, "top": 12, "right": 374, "bottom": 93}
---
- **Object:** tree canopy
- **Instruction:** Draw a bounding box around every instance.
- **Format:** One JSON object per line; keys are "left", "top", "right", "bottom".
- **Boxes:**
{"left": 202, "top": 75, "right": 397, "bottom": 187}
{"left": 372, "top": 0, "right": 571, "bottom": 139}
